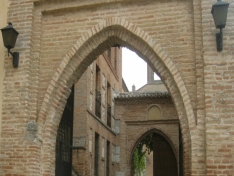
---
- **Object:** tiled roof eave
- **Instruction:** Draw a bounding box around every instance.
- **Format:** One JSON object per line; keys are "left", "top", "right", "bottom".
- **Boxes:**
{"left": 114, "top": 91, "right": 170, "bottom": 99}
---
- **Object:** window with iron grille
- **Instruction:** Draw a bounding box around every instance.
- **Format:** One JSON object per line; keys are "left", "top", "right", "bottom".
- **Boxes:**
{"left": 95, "top": 65, "right": 101, "bottom": 118}
{"left": 106, "top": 141, "right": 110, "bottom": 176}
{"left": 55, "top": 86, "right": 74, "bottom": 176}
{"left": 114, "top": 49, "right": 117, "bottom": 72}
{"left": 107, "top": 48, "right": 111, "bottom": 60}
{"left": 107, "top": 104, "right": 111, "bottom": 128}
{"left": 107, "top": 82, "right": 111, "bottom": 127}
{"left": 95, "top": 89, "right": 101, "bottom": 118}
{"left": 94, "top": 133, "right": 99, "bottom": 176}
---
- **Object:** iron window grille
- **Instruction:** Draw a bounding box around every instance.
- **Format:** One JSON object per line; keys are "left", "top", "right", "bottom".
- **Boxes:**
{"left": 107, "top": 48, "right": 111, "bottom": 59}
{"left": 107, "top": 104, "right": 111, "bottom": 128}
{"left": 114, "top": 48, "right": 117, "bottom": 71}
{"left": 106, "top": 141, "right": 110, "bottom": 176}
{"left": 55, "top": 86, "right": 74, "bottom": 176}
{"left": 95, "top": 89, "right": 101, "bottom": 118}
{"left": 94, "top": 133, "right": 99, "bottom": 176}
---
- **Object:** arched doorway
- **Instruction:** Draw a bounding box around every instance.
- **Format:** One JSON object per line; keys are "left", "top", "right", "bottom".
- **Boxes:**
{"left": 131, "top": 132, "right": 178, "bottom": 176}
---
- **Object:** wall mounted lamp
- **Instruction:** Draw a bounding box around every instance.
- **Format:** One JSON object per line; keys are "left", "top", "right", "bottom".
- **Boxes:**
{"left": 211, "top": 0, "right": 229, "bottom": 52}
{"left": 1, "top": 22, "right": 19, "bottom": 68}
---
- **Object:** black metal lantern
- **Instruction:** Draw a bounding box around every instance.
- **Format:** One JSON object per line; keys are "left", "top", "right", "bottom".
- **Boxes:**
{"left": 211, "top": 0, "right": 229, "bottom": 51}
{"left": 1, "top": 22, "right": 19, "bottom": 68}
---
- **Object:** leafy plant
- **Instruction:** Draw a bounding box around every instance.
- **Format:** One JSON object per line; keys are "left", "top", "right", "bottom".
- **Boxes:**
{"left": 133, "top": 148, "right": 146, "bottom": 175}
{"left": 133, "top": 133, "right": 153, "bottom": 175}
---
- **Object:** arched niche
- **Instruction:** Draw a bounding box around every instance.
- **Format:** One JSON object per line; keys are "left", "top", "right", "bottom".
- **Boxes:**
{"left": 147, "top": 104, "right": 162, "bottom": 120}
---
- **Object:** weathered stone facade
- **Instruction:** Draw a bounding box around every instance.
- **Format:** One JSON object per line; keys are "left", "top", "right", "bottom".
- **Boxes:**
{"left": 0, "top": 0, "right": 234, "bottom": 175}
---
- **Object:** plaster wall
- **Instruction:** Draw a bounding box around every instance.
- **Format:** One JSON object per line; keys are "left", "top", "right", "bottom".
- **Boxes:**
{"left": 0, "top": 0, "right": 7, "bottom": 150}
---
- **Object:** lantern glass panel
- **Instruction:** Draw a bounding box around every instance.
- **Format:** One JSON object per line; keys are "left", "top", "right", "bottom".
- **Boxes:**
{"left": 1, "top": 29, "right": 12, "bottom": 49}
{"left": 1, "top": 25, "right": 19, "bottom": 50}
{"left": 212, "top": 6, "right": 228, "bottom": 29}
{"left": 10, "top": 29, "right": 19, "bottom": 48}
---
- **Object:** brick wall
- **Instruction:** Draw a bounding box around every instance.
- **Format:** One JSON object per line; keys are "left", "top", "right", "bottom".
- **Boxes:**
{"left": 0, "top": 0, "right": 234, "bottom": 175}
{"left": 72, "top": 51, "right": 122, "bottom": 175}
{"left": 201, "top": 0, "right": 234, "bottom": 175}
{"left": 115, "top": 96, "right": 179, "bottom": 175}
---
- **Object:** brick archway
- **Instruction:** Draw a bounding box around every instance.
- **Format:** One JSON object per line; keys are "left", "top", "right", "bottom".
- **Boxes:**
{"left": 129, "top": 128, "right": 179, "bottom": 176}
{"left": 37, "top": 17, "right": 193, "bottom": 175}
{"left": 129, "top": 128, "right": 179, "bottom": 161}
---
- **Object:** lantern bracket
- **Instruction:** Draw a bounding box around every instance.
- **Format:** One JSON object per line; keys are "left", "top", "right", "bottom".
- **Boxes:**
{"left": 8, "top": 49, "right": 19, "bottom": 68}
{"left": 216, "top": 28, "right": 223, "bottom": 52}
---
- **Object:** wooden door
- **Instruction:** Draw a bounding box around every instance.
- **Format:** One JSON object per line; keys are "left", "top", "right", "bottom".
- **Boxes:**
{"left": 153, "top": 133, "right": 178, "bottom": 176}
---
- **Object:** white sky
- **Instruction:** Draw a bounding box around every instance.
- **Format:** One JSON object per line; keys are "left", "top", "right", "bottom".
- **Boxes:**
{"left": 122, "top": 47, "right": 160, "bottom": 91}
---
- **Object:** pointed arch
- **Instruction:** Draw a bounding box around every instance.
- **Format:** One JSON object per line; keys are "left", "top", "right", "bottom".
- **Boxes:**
{"left": 37, "top": 17, "right": 193, "bottom": 175}
{"left": 129, "top": 128, "right": 179, "bottom": 176}
{"left": 129, "top": 128, "right": 179, "bottom": 162}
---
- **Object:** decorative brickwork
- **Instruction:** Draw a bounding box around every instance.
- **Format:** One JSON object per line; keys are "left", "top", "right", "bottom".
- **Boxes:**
{"left": 35, "top": 17, "right": 194, "bottom": 175}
